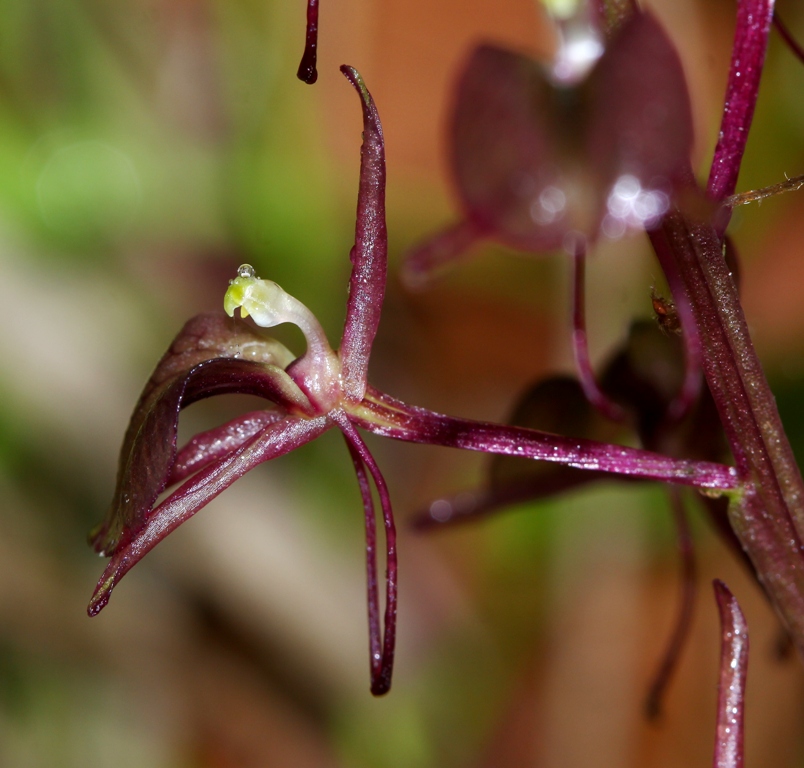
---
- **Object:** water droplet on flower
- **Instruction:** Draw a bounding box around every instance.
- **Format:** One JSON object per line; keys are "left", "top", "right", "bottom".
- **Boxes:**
{"left": 238, "top": 264, "right": 257, "bottom": 279}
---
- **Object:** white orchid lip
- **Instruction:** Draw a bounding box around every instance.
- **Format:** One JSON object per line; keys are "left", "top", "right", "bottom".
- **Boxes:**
{"left": 224, "top": 264, "right": 343, "bottom": 411}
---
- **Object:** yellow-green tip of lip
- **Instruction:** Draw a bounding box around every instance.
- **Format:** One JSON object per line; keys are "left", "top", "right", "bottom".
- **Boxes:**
{"left": 224, "top": 282, "right": 246, "bottom": 317}
{"left": 224, "top": 264, "right": 259, "bottom": 317}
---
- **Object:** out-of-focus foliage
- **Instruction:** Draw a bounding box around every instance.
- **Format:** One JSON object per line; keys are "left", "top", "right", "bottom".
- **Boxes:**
{"left": 1, "top": 0, "right": 804, "bottom": 766}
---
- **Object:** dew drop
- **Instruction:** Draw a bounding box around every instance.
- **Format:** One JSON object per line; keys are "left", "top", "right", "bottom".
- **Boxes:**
{"left": 238, "top": 264, "right": 256, "bottom": 279}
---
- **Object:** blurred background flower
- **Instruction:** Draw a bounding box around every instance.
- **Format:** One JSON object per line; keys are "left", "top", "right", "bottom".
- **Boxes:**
{"left": 1, "top": 0, "right": 803, "bottom": 765}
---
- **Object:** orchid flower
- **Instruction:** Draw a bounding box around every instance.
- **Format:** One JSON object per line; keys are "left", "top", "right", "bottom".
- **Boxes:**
{"left": 88, "top": 65, "right": 739, "bottom": 696}
{"left": 401, "top": 0, "right": 804, "bottom": 664}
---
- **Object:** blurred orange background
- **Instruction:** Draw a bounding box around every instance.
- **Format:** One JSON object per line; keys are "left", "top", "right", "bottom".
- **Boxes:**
{"left": 0, "top": 0, "right": 803, "bottom": 765}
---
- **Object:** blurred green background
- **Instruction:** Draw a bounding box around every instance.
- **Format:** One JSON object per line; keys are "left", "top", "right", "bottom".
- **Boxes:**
{"left": 1, "top": 0, "right": 804, "bottom": 766}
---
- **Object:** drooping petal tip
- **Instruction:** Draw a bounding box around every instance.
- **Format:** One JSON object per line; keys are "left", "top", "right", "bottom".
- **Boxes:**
{"left": 338, "top": 65, "right": 388, "bottom": 404}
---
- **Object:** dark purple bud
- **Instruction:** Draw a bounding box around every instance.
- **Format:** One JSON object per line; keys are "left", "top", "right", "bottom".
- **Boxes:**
{"left": 297, "top": 0, "right": 320, "bottom": 84}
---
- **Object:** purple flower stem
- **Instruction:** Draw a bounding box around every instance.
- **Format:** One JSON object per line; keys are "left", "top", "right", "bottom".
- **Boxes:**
{"left": 712, "top": 580, "right": 748, "bottom": 768}
{"left": 656, "top": 210, "right": 804, "bottom": 651}
{"left": 571, "top": 242, "right": 625, "bottom": 422}
{"left": 773, "top": 13, "right": 804, "bottom": 66}
{"left": 88, "top": 415, "right": 329, "bottom": 616}
{"left": 333, "top": 410, "right": 397, "bottom": 696}
{"left": 648, "top": 227, "right": 703, "bottom": 422}
{"left": 400, "top": 220, "right": 485, "bottom": 289}
{"left": 645, "top": 487, "right": 697, "bottom": 720}
{"left": 297, "top": 0, "right": 319, "bottom": 84}
{"left": 339, "top": 66, "right": 389, "bottom": 404}
{"left": 707, "top": 0, "right": 775, "bottom": 207}
{"left": 356, "top": 389, "right": 738, "bottom": 490}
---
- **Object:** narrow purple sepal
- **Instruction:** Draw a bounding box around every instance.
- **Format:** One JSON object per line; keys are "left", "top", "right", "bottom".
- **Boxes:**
{"left": 88, "top": 415, "right": 329, "bottom": 617}
{"left": 707, "top": 0, "right": 775, "bottom": 202}
{"left": 334, "top": 410, "right": 397, "bottom": 695}
{"left": 357, "top": 388, "right": 739, "bottom": 490}
{"left": 168, "top": 410, "right": 285, "bottom": 486}
{"left": 712, "top": 580, "right": 748, "bottom": 768}
{"left": 339, "top": 66, "right": 388, "bottom": 404}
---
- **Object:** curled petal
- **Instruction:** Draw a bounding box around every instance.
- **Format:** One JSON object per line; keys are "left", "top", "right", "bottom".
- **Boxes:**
{"left": 140, "top": 313, "right": 295, "bottom": 403}
{"left": 713, "top": 580, "right": 749, "bottom": 768}
{"left": 339, "top": 66, "right": 388, "bottom": 403}
{"left": 88, "top": 415, "right": 329, "bottom": 616}
{"left": 90, "top": 314, "right": 311, "bottom": 557}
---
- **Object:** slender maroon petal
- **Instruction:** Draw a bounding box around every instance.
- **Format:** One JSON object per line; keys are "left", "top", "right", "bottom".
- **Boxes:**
{"left": 707, "top": 0, "right": 775, "bottom": 203}
{"left": 356, "top": 388, "right": 739, "bottom": 490}
{"left": 773, "top": 13, "right": 804, "bottom": 65}
{"left": 91, "top": 357, "right": 310, "bottom": 558}
{"left": 333, "top": 410, "right": 397, "bottom": 696}
{"left": 297, "top": 0, "right": 319, "bottom": 84}
{"left": 571, "top": 242, "right": 625, "bottom": 421}
{"left": 712, "top": 580, "right": 749, "bottom": 768}
{"left": 88, "top": 416, "right": 330, "bottom": 616}
{"left": 168, "top": 410, "right": 284, "bottom": 486}
{"left": 339, "top": 66, "right": 388, "bottom": 404}
{"left": 341, "top": 433, "right": 383, "bottom": 687}
{"left": 400, "top": 219, "right": 485, "bottom": 288}
{"left": 645, "top": 488, "right": 697, "bottom": 719}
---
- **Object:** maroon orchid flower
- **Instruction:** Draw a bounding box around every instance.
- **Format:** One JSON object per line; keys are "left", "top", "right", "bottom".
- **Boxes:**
{"left": 402, "top": 9, "right": 694, "bottom": 283}
{"left": 88, "top": 65, "right": 738, "bottom": 695}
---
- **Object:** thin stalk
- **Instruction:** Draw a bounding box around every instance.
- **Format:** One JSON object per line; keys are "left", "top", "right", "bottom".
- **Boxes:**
{"left": 571, "top": 243, "right": 625, "bottom": 421}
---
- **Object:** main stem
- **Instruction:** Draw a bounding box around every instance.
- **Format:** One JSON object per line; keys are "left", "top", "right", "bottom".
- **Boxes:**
{"left": 653, "top": 211, "right": 804, "bottom": 653}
